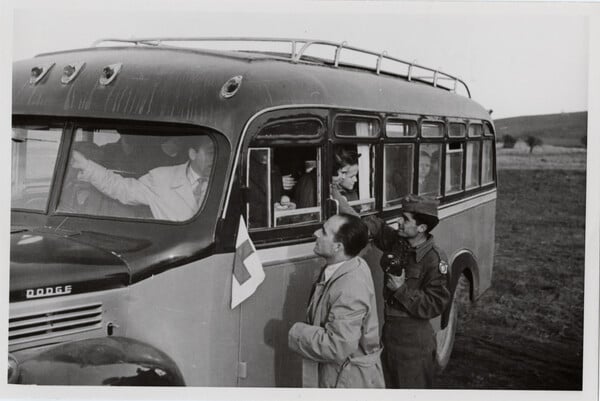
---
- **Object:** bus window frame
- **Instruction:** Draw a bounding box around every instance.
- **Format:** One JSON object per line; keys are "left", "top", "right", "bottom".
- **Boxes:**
{"left": 242, "top": 109, "right": 329, "bottom": 247}
{"left": 448, "top": 119, "right": 468, "bottom": 138}
{"left": 420, "top": 118, "right": 445, "bottom": 139}
{"left": 330, "top": 111, "right": 382, "bottom": 215}
{"left": 333, "top": 114, "right": 382, "bottom": 138}
{"left": 382, "top": 142, "right": 416, "bottom": 209}
{"left": 11, "top": 120, "right": 70, "bottom": 216}
{"left": 12, "top": 116, "right": 232, "bottom": 226}
{"left": 384, "top": 115, "right": 418, "bottom": 138}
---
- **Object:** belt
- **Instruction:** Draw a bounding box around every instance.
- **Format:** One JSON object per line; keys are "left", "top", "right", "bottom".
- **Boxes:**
{"left": 384, "top": 297, "right": 411, "bottom": 318}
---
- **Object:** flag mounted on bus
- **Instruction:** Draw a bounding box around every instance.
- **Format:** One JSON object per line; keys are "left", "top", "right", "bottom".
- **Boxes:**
{"left": 231, "top": 216, "right": 265, "bottom": 309}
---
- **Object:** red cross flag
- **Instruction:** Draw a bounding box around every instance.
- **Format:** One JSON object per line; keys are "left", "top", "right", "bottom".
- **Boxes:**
{"left": 231, "top": 216, "right": 265, "bottom": 309}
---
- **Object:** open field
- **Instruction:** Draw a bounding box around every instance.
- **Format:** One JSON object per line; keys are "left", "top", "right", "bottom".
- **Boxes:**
{"left": 434, "top": 148, "right": 586, "bottom": 389}
{"left": 496, "top": 146, "right": 587, "bottom": 170}
{"left": 494, "top": 111, "right": 587, "bottom": 148}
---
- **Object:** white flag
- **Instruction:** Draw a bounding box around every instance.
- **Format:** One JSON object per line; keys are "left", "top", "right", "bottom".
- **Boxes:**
{"left": 231, "top": 216, "right": 265, "bottom": 309}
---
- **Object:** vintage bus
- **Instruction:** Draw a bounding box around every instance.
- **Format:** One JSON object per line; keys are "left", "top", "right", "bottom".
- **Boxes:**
{"left": 9, "top": 38, "right": 496, "bottom": 386}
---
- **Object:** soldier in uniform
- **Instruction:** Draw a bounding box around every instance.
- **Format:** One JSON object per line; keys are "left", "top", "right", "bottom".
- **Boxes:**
{"left": 363, "top": 194, "right": 451, "bottom": 388}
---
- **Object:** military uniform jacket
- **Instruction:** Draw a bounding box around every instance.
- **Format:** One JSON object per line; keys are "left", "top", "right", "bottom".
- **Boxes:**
{"left": 288, "top": 256, "right": 384, "bottom": 388}
{"left": 364, "top": 216, "right": 451, "bottom": 320}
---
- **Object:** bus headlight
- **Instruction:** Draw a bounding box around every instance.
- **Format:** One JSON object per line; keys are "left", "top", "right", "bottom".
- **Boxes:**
{"left": 8, "top": 354, "right": 19, "bottom": 384}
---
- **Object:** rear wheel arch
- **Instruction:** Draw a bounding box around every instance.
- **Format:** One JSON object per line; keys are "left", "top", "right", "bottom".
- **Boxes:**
{"left": 435, "top": 250, "right": 479, "bottom": 371}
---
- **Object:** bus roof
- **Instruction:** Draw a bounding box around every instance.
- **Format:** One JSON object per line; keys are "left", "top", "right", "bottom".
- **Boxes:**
{"left": 13, "top": 44, "right": 491, "bottom": 140}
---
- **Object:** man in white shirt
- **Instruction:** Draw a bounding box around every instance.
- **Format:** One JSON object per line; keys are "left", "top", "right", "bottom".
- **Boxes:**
{"left": 71, "top": 136, "right": 215, "bottom": 221}
{"left": 288, "top": 213, "right": 384, "bottom": 388}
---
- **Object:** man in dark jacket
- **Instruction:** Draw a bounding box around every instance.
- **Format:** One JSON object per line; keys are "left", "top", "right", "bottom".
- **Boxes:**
{"left": 364, "top": 195, "right": 451, "bottom": 388}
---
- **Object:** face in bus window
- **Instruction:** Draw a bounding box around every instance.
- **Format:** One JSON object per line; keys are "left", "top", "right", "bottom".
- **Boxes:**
{"left": 336, "top": 164, "right": 359, "bottom": 192}
{"left": 188, "top": 137, "right": 215, "bottom": 176}
{"left": 419, "top": 153, "right": 431, "bottom": 184}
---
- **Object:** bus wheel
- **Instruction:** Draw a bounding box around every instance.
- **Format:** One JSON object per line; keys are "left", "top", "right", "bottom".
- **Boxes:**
{"left": 435, "top": 275, "right": 468, "bottom": 371}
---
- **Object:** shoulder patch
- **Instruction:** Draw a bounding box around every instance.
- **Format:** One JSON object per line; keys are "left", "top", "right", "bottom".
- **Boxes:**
{"left": 439, "top": 260, "right": 448, "bottom": 275}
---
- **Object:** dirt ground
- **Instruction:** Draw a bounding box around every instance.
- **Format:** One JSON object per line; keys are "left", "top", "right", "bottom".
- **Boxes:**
{"left": 433, "top": 148, "right": 586, "bottom": 390}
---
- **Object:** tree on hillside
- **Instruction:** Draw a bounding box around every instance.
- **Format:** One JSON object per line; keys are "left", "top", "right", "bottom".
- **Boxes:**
{"left": 525, "top": 135, "right": 543, "bottom": 153}
{"left": 502, "top": 134, "right": 517, "bottom": 149}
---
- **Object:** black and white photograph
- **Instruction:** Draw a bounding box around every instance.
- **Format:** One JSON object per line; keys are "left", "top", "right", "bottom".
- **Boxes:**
{"left": 1, "top": 1, "right": 598, "bottom": 400}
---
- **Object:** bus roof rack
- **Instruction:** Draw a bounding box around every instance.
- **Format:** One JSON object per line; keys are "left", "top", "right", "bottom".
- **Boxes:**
{"left": 92, "top": 37, "right": 471, "bottom": 98}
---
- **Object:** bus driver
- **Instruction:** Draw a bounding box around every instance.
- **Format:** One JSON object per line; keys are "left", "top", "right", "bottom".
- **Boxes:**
{"left": 71, "top": 136, "right": 215, "bottom": 221}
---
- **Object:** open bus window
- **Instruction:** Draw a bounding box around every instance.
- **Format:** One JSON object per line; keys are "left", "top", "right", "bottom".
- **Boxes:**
{"left": 466, "top": 141, "right": 482, "bottom": 189}
{"left": 482, "top": 139, "right": 494, "bottom": 184}
{"left": 383, "top": 143, "right": 413, "bottom": 208}
{"left": 418, "top": 144, "right": 442, "bottom": 197}
{"left": 445, "top": 142, "right": 464, "bottom": 194}
{"left": 333, "top": 144, "right": 375, "bottom": 214}
{"left": 57, "top": 128, "right": 212, "bottom": 221}
{"left": 247, "top": 146, "right": 321, "bottom": 229}
{"left": 11, "top": 126, "right": 62, "bottom": 211}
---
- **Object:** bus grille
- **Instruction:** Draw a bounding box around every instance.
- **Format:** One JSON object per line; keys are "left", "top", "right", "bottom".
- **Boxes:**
{"left": 9, "top": 303, "right": 103, "bottom": 347}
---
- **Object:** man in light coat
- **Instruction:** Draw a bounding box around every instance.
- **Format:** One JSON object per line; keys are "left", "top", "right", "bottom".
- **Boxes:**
{"left": 288, "top": 213, "right": 384, "bottom": 388}
{"left": 70, "top": 136, "right": 214, "bottom": 221}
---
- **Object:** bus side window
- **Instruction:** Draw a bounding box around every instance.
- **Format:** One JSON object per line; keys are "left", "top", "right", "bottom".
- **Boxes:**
{"left": 419, "top": 144, "right": 441, "bottom": 197}
{"left": 247, "top": 146, "right": 322, "bottom": 229}
{"left": 332, "top": 144, "right": 376, "bottom": 214}
{"left": 466, "top": 141, "right": 481, "bottom": 189}
{"left": 445, "top": 142, "right": 464, "bottom": 194}
{"left": 383, "top": 143, "right": 413, "bottom": 208}
{"left": 482, "top": 139, "right": 494, "bottom": 184}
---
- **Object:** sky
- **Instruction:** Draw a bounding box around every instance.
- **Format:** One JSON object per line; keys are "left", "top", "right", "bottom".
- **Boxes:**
{"left": 6, "top": 1, "right": 594, "bottom": 120}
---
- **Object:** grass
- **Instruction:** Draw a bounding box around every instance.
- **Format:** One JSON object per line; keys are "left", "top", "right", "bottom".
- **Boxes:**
{"left": 434, "top": 153, "right": 586, "bottom": 389}
{"left": 494, "top": 111, "right": 587, "bottom": 148}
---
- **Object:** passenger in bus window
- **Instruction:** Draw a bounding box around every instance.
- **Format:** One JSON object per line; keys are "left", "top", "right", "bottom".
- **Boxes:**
{"left": 293, "top": 160, "right": 318, "bottom": 208}
{"left": 99, "top": 134, "right": 149, "bottom": 178}
{"left": 363, "top": 195, "right": 451, "bottom": 389}
{"left": 418, "top": 151, "right": 440, "bottom": 196}
{"left": 145, "top": 137, "right": 189, "bottom": 169}
{"left": 329, "top": 148, "right": 361, "bottom": 215}
{"left": 70, "top": 136, "right": 215, "bottom": 221}
{"left": 288, "top": 213, "right": 384, "bottom": 388}
{"left": 295, "top": 147, "right": 359, "bottom": 211}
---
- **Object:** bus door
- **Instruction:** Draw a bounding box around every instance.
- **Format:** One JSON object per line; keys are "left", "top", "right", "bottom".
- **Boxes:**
{"left": 236, "top": 110, "right": 328, "bottom": 387}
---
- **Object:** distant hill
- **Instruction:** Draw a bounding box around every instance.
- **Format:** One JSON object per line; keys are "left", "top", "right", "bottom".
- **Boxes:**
{"left": 494, "top": 111, "right": 587, "bottom": 147}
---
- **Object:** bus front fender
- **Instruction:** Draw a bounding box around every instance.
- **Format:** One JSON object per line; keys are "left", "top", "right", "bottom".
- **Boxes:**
{"left": 11, "top": 336, "right": 185, "bottom": 386}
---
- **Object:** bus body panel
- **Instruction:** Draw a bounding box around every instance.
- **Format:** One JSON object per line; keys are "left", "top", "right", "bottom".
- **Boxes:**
{"left": 238, "top": 243, "right": 322, "bottom": 387}
{"left": 9, "top": 287, "right": 129, "bottom": 353}
{"left": 436, "top": 195, "right": 497, "bottom": 298}
{"left": 13, "top": 47, "right": 491, "bottom": 138}
{"left": 123, "top": 254, "right": 241, "bottom": 386}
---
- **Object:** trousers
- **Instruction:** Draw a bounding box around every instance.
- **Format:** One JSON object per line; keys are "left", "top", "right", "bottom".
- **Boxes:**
{"left": 381, "top": 316, "right": 436, "bottom": 389}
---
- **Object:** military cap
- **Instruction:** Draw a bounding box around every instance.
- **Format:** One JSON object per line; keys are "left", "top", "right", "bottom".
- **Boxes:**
{"left": 401, "top": 194, "right": 439, "bottom": 228}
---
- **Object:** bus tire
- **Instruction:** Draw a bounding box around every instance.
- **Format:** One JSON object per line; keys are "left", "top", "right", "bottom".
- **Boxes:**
{"left": 435, "top": 274, "right": 469, "bottom": 372}
{"left": 435, "top": 292, "right": 457, "bottom": 372}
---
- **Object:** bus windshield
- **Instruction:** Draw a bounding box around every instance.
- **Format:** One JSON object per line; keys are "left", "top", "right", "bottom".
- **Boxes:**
{"left": 55, "top": 128, "right": 215, "bottom": 222}
{"left": 11, "top": 126, "right": 63, "bottom": 212}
